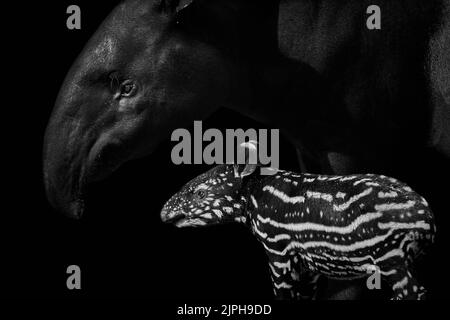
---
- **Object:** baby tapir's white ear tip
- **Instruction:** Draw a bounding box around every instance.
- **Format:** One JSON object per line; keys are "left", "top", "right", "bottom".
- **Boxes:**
{"left": 233, "top": 163, "right": 257, "bottom": 178}
{"left": 240, "top": 163, "right": 257, "bottom": 177}
{"left": 240, "top": 140, "right": 258, "bottom": 150}
{"left": 235, "top": 140, "right": 258, "bottom": 178}
{"left": 233, "top": 164, "right": 239, "bottom": 178}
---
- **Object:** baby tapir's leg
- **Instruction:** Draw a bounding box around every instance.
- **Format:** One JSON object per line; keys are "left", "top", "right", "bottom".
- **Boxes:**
{"left": 378, "top": 230, "right": 431, "bottom": 300}
{"left": 304, "top": 273, "right": 322, "bottom": 300}
{"left": 382, "top": 264, "right": 426, "bottom": 300}
{"left": 267, "top": 254, "right": 320, "bottom": 300}
{"left": 268, "top": 259, "right": 297, "bottom": 299}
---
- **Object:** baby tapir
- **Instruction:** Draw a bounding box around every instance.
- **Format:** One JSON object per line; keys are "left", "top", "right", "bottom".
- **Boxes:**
{"left": 161, "top": 150, "right": 435, "bottom": 300}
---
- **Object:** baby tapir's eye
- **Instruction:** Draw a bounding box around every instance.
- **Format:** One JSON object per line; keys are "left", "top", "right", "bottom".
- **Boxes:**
{"left": 195, "top": 190, "right": 207, "bottom": 200}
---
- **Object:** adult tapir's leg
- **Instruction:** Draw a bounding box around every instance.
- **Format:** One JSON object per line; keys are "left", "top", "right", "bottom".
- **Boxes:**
{"left": 428, "top": 4, "right": 450, "bottom": 159}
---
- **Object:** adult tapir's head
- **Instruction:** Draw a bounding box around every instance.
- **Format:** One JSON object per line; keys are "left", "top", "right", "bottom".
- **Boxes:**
{"left": 43, "top": 0, "right": 278, "bottom": 218}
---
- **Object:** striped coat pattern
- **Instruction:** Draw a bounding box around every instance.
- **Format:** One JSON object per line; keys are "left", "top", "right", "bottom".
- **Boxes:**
{"left": 161, "top": 164, "right": 435, "bottom": 300}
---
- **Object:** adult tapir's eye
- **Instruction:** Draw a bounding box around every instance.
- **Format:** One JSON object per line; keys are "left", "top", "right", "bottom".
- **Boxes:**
{"left": 195, "top": 190, "right": 207, "bottom": 200}
{"left": 120, "top": 80, "right": 137, "bottom": 97}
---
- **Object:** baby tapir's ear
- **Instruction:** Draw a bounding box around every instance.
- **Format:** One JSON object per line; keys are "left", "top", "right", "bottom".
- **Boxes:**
{"left": 234, "top": 141, "right": 258, "bottom": 178}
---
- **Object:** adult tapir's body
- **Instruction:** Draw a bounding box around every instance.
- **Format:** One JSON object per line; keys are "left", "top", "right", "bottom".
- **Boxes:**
{"left": 43, "top": 0, "right": 449, "bottom": 298}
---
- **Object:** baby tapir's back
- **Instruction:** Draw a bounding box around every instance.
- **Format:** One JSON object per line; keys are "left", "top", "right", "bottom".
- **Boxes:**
{"left": 258, "top": 172, "right": 434, "bottom": 223}
{"left": 252, "top": 171, "right": 435, "bottom": 277}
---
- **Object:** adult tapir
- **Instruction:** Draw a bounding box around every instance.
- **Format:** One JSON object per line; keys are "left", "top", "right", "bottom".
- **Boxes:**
{"left": 43, "top": 0, "right": 449, "bottom": 298}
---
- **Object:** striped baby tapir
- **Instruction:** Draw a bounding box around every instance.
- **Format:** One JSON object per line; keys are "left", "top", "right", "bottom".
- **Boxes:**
{"left": 161, "top": 147, "right": 435, "bottom": 300}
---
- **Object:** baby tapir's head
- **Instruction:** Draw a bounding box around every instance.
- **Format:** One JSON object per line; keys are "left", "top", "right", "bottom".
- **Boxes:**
{"left": 160, "top": 162, "right": 257, "bottom": 227}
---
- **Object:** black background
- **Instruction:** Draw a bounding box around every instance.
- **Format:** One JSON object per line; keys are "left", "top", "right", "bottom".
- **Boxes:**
{"left": 3, "top": 0, "right": 449, "bottom": 302}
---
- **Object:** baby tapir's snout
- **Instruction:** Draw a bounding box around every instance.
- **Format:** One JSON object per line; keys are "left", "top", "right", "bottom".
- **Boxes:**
{"left": 160, "top": 164, "right": 253, "bottom": 227}
{"left": 160, "top": 207, "right": 186, "bottom": 225}
{"left": 160, "top": 193, "right": 193, "bottom": 227}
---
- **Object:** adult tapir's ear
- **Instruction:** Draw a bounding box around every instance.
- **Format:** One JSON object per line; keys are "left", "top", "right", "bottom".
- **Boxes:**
{"left": 234, "top": 141, "right": 258, "bottom": 178}
{"left": 169, "top": 0, "right": 278, "bottom": 55}
{"left": 155, "top": 0, "right": 193, "bottom": 14}
{"left": 173, "top": 0, "right": 230, "bottom": 30}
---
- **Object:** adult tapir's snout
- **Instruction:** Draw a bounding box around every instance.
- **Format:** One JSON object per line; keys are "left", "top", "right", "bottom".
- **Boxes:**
{"left": 43, "top": 0, "right": 234, "bottom": 218}
{"left": 42, "top": 0, "right": 161, "bottom": 218}
{"left": 43, "top": 73, "right": 128, "bottom": 218}
{"left": 43, "top": 92, "right": 86, "bottom": 218}
{"left": 43, "top": 58, "right": 130, "bottom": 218}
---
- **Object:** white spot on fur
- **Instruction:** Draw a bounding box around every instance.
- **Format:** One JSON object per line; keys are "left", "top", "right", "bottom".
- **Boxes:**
{"left": 306, "top": 191, "right": 333, "bottom": 202}
{"left": 378, "top": 191, "right": 398, "bottom": 198}
{"left": 212, "top": 209, "right": 223, "bottom": 218}
{"left": 251, "top": 195, "right": 258, "bottom": 208}
{"left": 222, "top": 207, "right": 233, "bottom": 214}
{"left": 336, "top": 192, "right": 346, "bottom": 199}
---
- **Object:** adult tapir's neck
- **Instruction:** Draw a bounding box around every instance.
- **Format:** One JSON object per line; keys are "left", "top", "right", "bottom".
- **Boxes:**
{"left": 208, "top": 3, "right": 298, "bottom": 122}
{"left": 215, "top": 1, "right": 331, "bottom": 133}
{"left": 224, "top": 56, "right": 327, "bottom": 136}
{"left": 222, "top": 0, "right": 359, "bottom": 158}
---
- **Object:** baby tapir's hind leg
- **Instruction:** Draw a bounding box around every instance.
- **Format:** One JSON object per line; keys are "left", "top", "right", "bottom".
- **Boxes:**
{"left": 382, "top": 265, "right": 426, "bottom": 300}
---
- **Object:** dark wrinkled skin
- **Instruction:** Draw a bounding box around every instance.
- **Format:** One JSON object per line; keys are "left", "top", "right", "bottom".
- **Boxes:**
{"left": 43, "top": 0, "right": 449, "bottom": 299}
{"left": 43, "top": 0, "right": 232, "bottom": 216}
{"left": 43, "top": 0, "right": 450, "bottom": 218}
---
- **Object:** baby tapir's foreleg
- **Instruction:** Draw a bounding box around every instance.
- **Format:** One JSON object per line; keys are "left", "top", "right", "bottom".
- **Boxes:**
{"left": 267, "top": 253, "right": 320, "bottom": 300}
{"left": 268, "top": 264, "right": 296, "bottom": 299}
